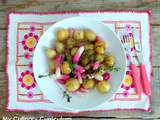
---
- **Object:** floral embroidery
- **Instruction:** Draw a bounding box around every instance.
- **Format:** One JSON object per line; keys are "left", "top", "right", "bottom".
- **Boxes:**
{"left": 22, "top": 32, "right": 39, "bottom": 51}
{"left": 28, "top": 62, "right": 33, "bottom": 68}
{"left": 24, "top": 52, "right": 31, "bottom": 59}
{"left": 18, "top": 70, "right": 36, "bottom": 90}
{"left": 121, "top": 72, "right": 135, "bottom": 96}
{"left": 27, "top": 91, "right": 34, "bottom": 98}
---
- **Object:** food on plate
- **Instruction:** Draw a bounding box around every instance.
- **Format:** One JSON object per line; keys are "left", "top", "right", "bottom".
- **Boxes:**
{"left": 84, "top": 29, "right": 96, "bottom": 41}
{"left": 104, "top": 55, "right": 115, "bottom": 67}
{"left": 65, "top": 78, "right": 80, "bottom": 92}
{"left": 45, "top": 48, "right": 56, "bottom": 59}
{"left": 56, "top": 28, "right": 69, "bottom": 41}
{"left": 45, "top": 28, "right": 118, "bottom": 94}
{"left": 82, "top": 79, "right": 95, "bottom": 89}
{"left": 96, "top": 81, "right": 111, "bottom": 93}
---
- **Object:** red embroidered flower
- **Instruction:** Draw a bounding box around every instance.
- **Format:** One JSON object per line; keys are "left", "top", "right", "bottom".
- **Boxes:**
{"left": 27, "top": 91, "right": 34, "bottom": 98}
{"left": 24, "top": 52, "right": 31, "bottom": 59}
{"left": 21, "top": 32, "right": 39, "bottom": 51}
{"left": 18, "top": 70, "right": 36, "bottom": 90}
{"left": 121, "top": 73, "right": 134, "bottom": 91}
{"left": 29, "top": 26, "right": 35, "bottom": 32}
{"left": 28, "top": 62, "right": 33, "bottom": 68}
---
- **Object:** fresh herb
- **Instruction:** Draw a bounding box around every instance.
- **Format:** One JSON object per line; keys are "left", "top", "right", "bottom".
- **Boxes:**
{"left": 106, "top": 66, "right": 120, "bottom": 72}
{"left": 66, "top": 55, "right": 75, "bottom": 72}
{"left": 63, "top": 91, "right": 72, "bottom": 102}
{"left": 96, "top": 66, "right": 120, "bottom": 74}
{"left": 38, "top": 72, "right": 53, "bottom": 78}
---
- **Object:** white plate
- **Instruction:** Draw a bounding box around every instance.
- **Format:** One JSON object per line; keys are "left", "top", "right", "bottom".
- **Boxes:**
{"left": 33, "top": 17, "right": 127, "bottom": 112}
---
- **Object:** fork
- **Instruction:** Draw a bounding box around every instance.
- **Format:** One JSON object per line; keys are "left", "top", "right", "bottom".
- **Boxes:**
{"left": 129, "top": 33, "right": 151, "bottom": 96}
{"left": 122, "top": 35, "right": 143, "bottom": 95}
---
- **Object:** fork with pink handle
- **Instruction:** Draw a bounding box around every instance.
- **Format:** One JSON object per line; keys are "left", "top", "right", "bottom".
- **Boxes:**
{"left": 129, "top": 33, "right": 151, "bottom": 96}
{"left": 122, "top": 35, "right": 143, "bottom": 95}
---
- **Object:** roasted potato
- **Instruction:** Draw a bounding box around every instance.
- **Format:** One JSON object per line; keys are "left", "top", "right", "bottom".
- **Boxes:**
{"left": 84, "top": 29, "right": 96, "bottom": 41}
{"left": 66, "top": 38, "right": 76, "bottom": 48}
{"left": 84, "top": 43, "right": 94, "bottom": 50}
{"left": 95, "top": 40, "right": 107, "bottom": 48}
{"left": 82, "top": 79, "right": 95, "bottom": 89}
{"left": 95, "top": 46, "right": 105, "bottom": 54}
{"left": 65, "top": 78, "right": 80, "bottom": 92}
{"left": 96, "top": 81, "right": 111, "bottom": 93}
{"left": 56, "top": 28, "right": 69, "bottom": 41}
{"left": 81, "top": 57, "right": 89, "bottom": 66}
{"left": 104, "top": 55, "right": 115, "bottom": 67}
{"left": 96, "top": 54, "right": 105, "bottom": 62}
{"left": 49, "top": 60, "right": 56, "bottom": 72}
{"left": 45, "top": 48, "right": 56, "bottom": 59}
{"left": 60, "top": 61, "right": 71, "bottom": 74}
{"left": 55, "top": 42, "right": 64, "bottom": 53}
{"left": 73, "top": 30, "right": 84, "bottom": 40}
{"left": 71, "top": 47, "right": 78, "bottom": 56}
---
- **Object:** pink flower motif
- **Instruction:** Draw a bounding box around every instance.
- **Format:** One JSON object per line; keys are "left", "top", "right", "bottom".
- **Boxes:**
{"left": 19, "top": 70, "right": 36, "bottom": 90}
{"left": 21, "top": 32, "right": 39, "bottom": 51}
{"left": 28, "top": 62, "right": 33, "bottom": 68}
{"left": 27, "top": 91, "right": 34, "bottom": 98}
{"left": 29, "top": 26, "right": 35, "bottom": 32}
{"left": 24, "top": 52, "right": 31, "bottom": 59}
{"left": 123, "top": 91, "right": 129, "bottom": 97}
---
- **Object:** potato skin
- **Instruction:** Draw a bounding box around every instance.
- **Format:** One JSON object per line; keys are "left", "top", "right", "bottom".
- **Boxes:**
{"left": 71, "top": 47, "right": 78, "bottom": 56}
{"left": 73, "top": 30, "right": 84, "bottom": 40}
{"left": 96, "top": 81, "right": 111, "bottom": 93}
{"left": 55, "top": 42, "right": 64, "bottom": 53}
{"left": 66, "top": 38, "right": 76, "bottom": 48}
{"left": 95, "top": 40, "right": 107, "bottom": 48}
{"left": 45, "top": 48, "right": 56, "bottom": 59}
{"left": 56, "top": 28, "right": 69, "bottom": 41}
{"left": 95, "top": 46, "right": 105, "bottom": 54}
{"left": 49, "top": 60, "right": 56, "bottom": 72}
{"left": 60, "top": 61, "right": 71, "bottom": 74}
{"left": 84, "top": 29, "right": 96, "bottom": 41}
{"left": 96, "top": 54, "right": 105, "bottom": 62}
{"left": 82, "top": 79, "right": 95, "bottom": 89}
{"left": 65, "top": 78, "right": 80, "bottom": 92}
{"left": 104, "top": 55, "right": 115, "bottom": 67}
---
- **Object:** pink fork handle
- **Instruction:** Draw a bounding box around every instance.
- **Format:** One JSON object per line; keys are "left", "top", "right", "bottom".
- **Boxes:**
{"left": 130, "top": 64, "right": 142, "bottom": 94}
{"left": 140, "top": 64, "right": 151, "bottom": 95}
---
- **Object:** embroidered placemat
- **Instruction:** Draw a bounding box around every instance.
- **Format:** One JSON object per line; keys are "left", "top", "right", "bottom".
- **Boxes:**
{"left": 6, "top": 10, "right": 152, "bottom": 113}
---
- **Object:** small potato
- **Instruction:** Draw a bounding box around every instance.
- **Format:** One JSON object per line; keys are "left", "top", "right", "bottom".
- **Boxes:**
{"left": 96, "top": 81, "right": 111, "bottom": 93}
{"left": 65, "top": 78, "right": 80, "bottom": 92}
{"left": 104, "top": 55, "right": 115, "bottom": 67}
{"left": 56, "top": 28, "right": 69, "bottom": 41}
{"left": 84, "top": 29, "right": 96, "bottom": 41}
{"left": 55, "top": 42, "right": 64, "bottom": 53}
{"left": 45, "top": 48, "right": 56, "bottom": 59}
{"left": 95, "top": 46, "right": 105, "bottom": 54}
{"left": 49, "top": 60, "right": 56, "bottom": 72}
{"left": 84, "top": 43, "right": 94, "bottom": 50}
{"left": 73, "top": 30, "right": 84, "bottom": 40}
{"left": 71, "top": 47, "right": 78, "bottom": 56}
{"left": 81, "top": 57, "right": 89, "bottom": 66}
{"left": 66, "top": 38, "right": 76, "bottom": 48}
{"left": 95, "top": 40, "right": 107, "bottom": 48}
{"left": 96, "top": 54, "right": 105, "bottom": 62}
{"left": 60, "top": 61, "right": 71, "bottom": 74}
{"left": 82, "top": 79, "right": 95, "bottom": 89}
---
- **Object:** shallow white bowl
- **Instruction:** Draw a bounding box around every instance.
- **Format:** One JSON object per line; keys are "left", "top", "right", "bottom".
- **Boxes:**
{"left": 33, "top": 17, "right": 127, "bottom": 112}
